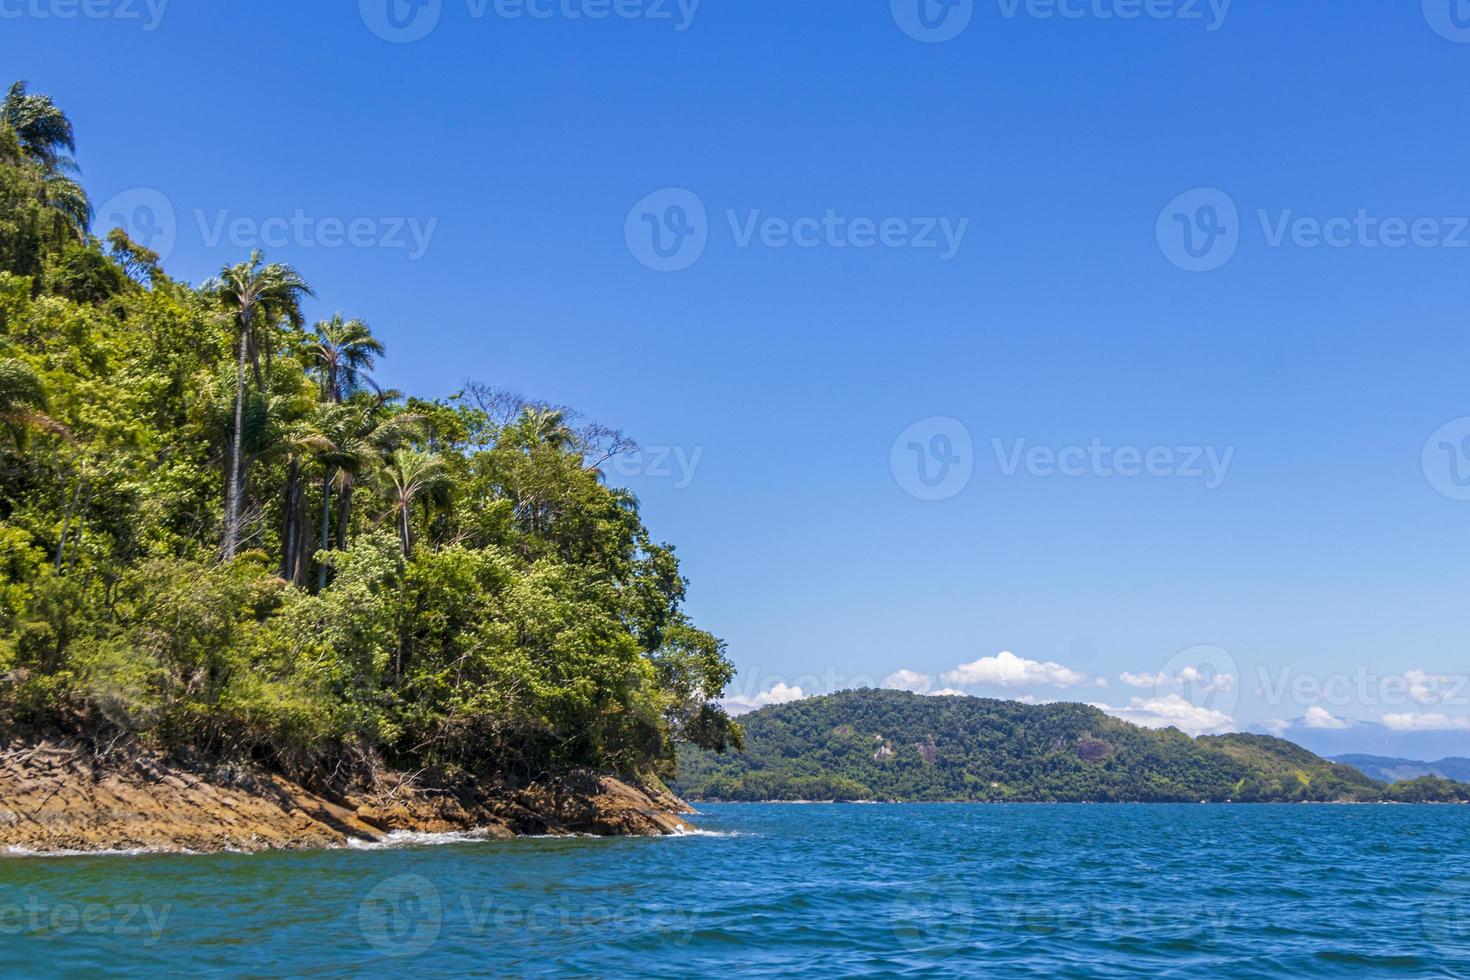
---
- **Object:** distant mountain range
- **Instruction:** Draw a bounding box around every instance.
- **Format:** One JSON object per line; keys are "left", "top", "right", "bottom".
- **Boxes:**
{"left": 1329, "top": 754, "right": 1470, "bottom": 784}
{"left": 674, "top": 690, "right": 1470, "bottom": 804}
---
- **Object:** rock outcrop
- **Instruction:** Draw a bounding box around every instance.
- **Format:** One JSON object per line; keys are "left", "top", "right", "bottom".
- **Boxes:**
{"left": 0, "top": 739, "right": 693, "bottom": 854}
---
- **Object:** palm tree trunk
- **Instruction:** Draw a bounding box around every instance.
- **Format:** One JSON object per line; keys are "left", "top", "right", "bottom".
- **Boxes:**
{"left": 318, "top": 470, "right": 333, "bottom": 591}
{"left": 336, "top": 477, "right": 353, "bottom": 552}
{"left": 224, "top": 317, "right": 250, "bottom": 559}
{"left": 399, "top": 503, "right": 411, "bottom": 556}
{"left": 282, "top": 458, "right": 300, "bottom": 581}
{"left": 55, "top": 464, "right": 84, "bottom": 573}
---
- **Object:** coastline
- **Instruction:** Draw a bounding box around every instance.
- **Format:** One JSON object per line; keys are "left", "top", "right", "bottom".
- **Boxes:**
{"left": 0, "top": 739, "right": 693, "bottom": 856}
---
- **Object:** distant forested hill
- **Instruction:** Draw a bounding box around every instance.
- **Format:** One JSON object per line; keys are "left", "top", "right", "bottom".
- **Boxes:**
{"left": 1332, "top": 755, "right": 1470, "bottom": 785}
{"left": 674, "top": 690, "right": 1470, "bottom": 804}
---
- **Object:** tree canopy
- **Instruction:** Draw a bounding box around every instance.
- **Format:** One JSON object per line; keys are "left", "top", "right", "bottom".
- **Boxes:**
{"left": 0, "top": 81, "right": 740, "bottom": 786}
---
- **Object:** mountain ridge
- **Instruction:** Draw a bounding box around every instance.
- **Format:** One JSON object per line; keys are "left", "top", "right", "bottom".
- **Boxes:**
{"left": 674, "top": 689, "right": 1470, "bottom": 804}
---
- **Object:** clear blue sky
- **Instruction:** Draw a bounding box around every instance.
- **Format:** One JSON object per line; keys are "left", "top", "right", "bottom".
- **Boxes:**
{"left": 12, "top": 0, "right": 1470, "bottom": 755}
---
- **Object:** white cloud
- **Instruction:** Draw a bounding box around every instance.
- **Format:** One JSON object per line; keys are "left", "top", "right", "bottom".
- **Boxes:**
{"left": 1403, "top": 670, "right": 1465, "bottom": 706}
{"left": 1303, "top": 706, "right": 1349, "bottom": 730}
{"left": 882, "top": 670, "right": 934, "bottom": 695}
{"left": 1381, "top": 712, "right": 1470, "bottom": 732}
{"left": 1120, "top": 666, "right": 1233, "bottom": 694}
{"left": 1101, "top": 694, "right": 1237, "bottom": 737}
{"left": 723, "top": 682, "right": 806, "bottom": 715}
{"left": 927, "top": 688, "right": 968, "bottom": 698}
{"left": 1261, "top": 718, "right": 1292, "bottom": 737}
{"left": 943, "top": 651, "right": 1105, "bottom": 690}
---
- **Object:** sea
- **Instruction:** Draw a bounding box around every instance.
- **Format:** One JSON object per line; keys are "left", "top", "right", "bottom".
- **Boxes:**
{"left": 2, "top": 803, "right": 1468, "bottom": 977}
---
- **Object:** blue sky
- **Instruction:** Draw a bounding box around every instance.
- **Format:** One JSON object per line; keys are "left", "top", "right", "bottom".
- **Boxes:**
{"left": 12, "top": 0, "right": 1470, "bottom": 756}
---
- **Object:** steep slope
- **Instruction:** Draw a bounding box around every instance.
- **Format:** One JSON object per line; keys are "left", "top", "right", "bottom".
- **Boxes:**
{"left": 674, "top": 690, "right": 1415, "bottom": 803}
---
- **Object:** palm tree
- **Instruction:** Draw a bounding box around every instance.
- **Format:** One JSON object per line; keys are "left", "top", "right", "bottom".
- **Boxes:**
{"left": 306, "top": 316, "right": 385, "bottom": 585}
{"left": 4, "top": 82, "right": 77, "bottom": 174}
{"left": 206, "top": 252, "right": 313, "bottom": 560}
{"left": 3, "top": 81, "right": 90, "bottom": 238}
{"left": 0, "top": 357, "right": 68, "bottom": 446}
{"left": 381, "top": 448, "right": 448, "bottom": 555}
{"left": 308, "top": 315, "right": 384, "bottom": 405}
{"left": 519, "top": 406, "right": 576, "bottom": 451}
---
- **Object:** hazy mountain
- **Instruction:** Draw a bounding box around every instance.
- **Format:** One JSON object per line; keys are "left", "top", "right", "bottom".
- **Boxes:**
{"left": 1330, "top": 755, "right": 1470, "bottom": 784}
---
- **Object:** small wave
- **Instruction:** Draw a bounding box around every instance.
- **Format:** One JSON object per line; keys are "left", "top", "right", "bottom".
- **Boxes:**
{"left": 669, "top": 827, "right": 748, "bottom": 838}
{"left": 4, "top": 845, "right": 202, "bottom": 859}
{"left": 346, "top": 830, "right": 502, "bottom": 850}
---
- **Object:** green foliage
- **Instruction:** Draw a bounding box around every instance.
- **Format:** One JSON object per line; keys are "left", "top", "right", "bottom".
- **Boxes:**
{"left": 671, "top": 689, "right": 1464, "bottom": 804}
{"left": 0, "top": 81, "right": 737, "bottom": 784}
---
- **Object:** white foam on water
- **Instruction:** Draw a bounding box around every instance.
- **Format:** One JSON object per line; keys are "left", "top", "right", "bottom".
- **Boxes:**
{"left": 345, "top": 830, "right": 501, "bottom": 850}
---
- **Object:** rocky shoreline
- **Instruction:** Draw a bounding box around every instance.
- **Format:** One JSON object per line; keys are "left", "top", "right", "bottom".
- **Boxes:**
{"left": 0, "top": 739, "right": 694, "bottom": 855}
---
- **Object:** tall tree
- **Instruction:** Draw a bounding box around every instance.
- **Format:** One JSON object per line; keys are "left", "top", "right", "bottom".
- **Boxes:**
{"left": 380, "top": 448, "right": 447, "bottom": 555}
{"left": 2, "top": 80, "right": 90, "bottom": 237}
{"left": 206, "top": 252, "right": 313, "bottom": 560}
{"left": 308, "top": 315, "right": 384, "bottom": 405}
{"left": 306, "top": 316, "right": 385, "bottom": 585}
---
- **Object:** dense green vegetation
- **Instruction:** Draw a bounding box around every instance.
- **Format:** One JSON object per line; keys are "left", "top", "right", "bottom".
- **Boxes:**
{"left": 673, "top": 689, "right": 1470, "bottom": 803}
{"left": 0, "top": 82, "right": 739, "bottom": 786}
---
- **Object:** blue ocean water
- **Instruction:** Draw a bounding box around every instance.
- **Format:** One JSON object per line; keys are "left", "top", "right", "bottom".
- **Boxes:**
{"left": 2, "top": 804, "right": 1468, "bottom": 977}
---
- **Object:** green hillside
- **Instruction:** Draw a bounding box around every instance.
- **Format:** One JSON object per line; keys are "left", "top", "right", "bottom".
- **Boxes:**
{"left": 673, "top": 689, "right": 1464, "bottom": 804}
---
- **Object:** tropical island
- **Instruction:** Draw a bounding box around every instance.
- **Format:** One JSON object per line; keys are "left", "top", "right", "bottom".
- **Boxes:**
{"left": 673, "top": 689, "right": 1470, "bottom": 804}
{"left": 0, "top": 81, "right": 741, "bottom": 851}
